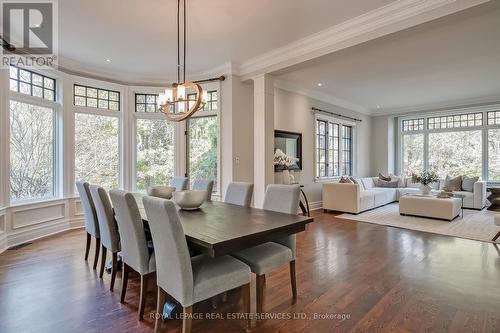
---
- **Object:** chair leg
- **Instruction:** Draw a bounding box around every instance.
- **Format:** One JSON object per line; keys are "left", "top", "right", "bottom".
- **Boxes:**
{"left": 242, "top": 283, "right": 251, "bottom": 332}
{"left": 138, "top": 273, "right": 150, "bottom": 321}
{"left": 493, "top": 230, "right": 500, "bottom": 242}
{"left": 84, "top": 232, "right": 91, "bottom": 261}
{"left": 256, "top": 274, "right": 265, "bottom": 314}
{"left": 99, "top": 245, "right": 107, "bottom": 278}
{"left": 110, "top": 252, "right": 118, "bottom": 291}
{"left": 182, "top": 306, "right": 193, "bottom": 333}
{"left": 93, "top": 238, "right": 101, "bottom": 270}
{"left": 120, "top": 263, "right": 129, "bottom": 303}
{"left": 154, "top": 287, "right": 167, "bottom": 333}
{"left": 290, "top": 260, "right": 297, "bottom": 300}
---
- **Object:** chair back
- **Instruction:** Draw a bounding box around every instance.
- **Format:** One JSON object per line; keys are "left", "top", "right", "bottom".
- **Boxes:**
{"left": 171, "top": 177, "right": 188, "bottom": 191}
{"left": 192, "top": 179, "right": 214, "bottom": 201}
{"left": 224, "top": 182, "right": 253, "bottom": 207}
{"left": 90, "top": 185, "right": 120, "bottom": 253}
{"left": 76, "top": 181, "right": 100, "bottom": 238}
{"left": 142, "top": 196, "right": 194, "bottom": 306}
{"left": 109, "top": 190, "right": 151, "bottom": 275}
{"left": 263, "top": 184, "right": 301, "bottom": 258}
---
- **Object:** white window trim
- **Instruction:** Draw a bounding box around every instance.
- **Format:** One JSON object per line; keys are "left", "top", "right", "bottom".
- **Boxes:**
{"left": 313, "top": 113, "right": 357, "bottom": 182}
{"left": 7, "top": 69, "right": 62, "bottom": 204}
{"left": 397, "top": 103, "right": 500, "bottom": 182}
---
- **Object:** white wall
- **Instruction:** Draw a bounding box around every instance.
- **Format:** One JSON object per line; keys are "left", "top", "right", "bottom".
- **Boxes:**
{"left": 274, "top": 88, "right": 372, "bottom": 208}
{"left": 371, "top": 115, "right": 397, "bottom": 175}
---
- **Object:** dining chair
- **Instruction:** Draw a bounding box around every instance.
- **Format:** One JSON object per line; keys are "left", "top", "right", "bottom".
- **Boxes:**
{"left": 142, "top": 196, "right": 252, "bottom": 333}
{"left": 192, "top": 179, "right": 214, "bottom": 201}
{"left": 171, "top": 176, "right": 189, "bottom": 191}
{"left": 76, "top": 181, "right": 101, "bottom": 270}
{"left": 90, "top": 185, "right": 120, "bottom": 291}
{"left": 224, "top": 182, "right": 254, "bottom": 207}
{"left": 232, "top": 184, "right": 300, "bottom": 313}
{"left": 109, "top": 190, "right": 156, "bottom": 321}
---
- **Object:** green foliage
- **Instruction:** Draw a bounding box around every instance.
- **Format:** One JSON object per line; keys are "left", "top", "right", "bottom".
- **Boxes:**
{"left": 411, "top": 171, "right": 439, "bottom": 186}
{"left": 188, "top": 116, "right": 218, "bottom": 189}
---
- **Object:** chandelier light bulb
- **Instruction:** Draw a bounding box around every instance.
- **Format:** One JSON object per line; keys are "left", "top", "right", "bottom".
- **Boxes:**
{"left": 165, "top": 88, "right": 173, "bottom": 102}
{"left": 177, "top": 85, "right": 186, "bottom": 100}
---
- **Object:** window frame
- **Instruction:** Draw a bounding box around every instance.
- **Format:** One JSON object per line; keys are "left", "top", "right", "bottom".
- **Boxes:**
{"left": 72, "top": 78, "right": 124, "bottom": 192}
{"left": 397, "top": 104, "right": 500, "bottom": 182}
{"left": 7, "top": 67, "right": 61, "bottom": 204}
{"left": 73, "top": 83, "right": 121, "bottom": 111}
{"left": 314, "top": 113, "right": 357, "bottom": 181}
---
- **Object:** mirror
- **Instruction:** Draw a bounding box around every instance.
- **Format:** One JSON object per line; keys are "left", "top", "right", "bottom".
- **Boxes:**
{"left": 274, "top": 130, "right": 302, "bottom": 171}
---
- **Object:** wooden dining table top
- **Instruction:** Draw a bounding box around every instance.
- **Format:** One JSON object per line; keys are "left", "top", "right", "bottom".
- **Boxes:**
{"left": 134, "top": 194, "right": 314, "bottom": 258}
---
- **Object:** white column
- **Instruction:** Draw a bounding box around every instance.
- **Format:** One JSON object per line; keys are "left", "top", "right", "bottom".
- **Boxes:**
{"left": 253, "top": 74, "right": 274, "bottom": 208}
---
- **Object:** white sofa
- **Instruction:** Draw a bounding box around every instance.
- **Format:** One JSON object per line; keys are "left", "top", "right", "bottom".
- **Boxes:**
{"left": 322, "top": 176, "right": 487, "bottom": 214}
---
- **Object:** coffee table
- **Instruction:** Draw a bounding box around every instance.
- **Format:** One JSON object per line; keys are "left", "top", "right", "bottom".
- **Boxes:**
{"left": 487, "top": 187, "right": 500, "bottom": 211}
{"left": 399, "top": 193, "right": 462, "bottom": 221}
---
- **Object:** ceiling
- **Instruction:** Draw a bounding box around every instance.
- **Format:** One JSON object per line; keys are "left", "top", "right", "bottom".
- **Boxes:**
{"left": 275, "top": 1, "right": 500, "bottom": 114}
{"left": 58, "top": 0, "right": 392, "bottom": 82}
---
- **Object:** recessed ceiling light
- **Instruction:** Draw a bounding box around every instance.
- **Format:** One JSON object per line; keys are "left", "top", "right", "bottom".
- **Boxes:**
{"left": 317, "top": 83, "right": 323, "bottom": 87}
{"left": 106, "top": 59, "right": 112, "bottom": 63}
{"left": 376, "top": 105, "right": 381, "bottom": 109}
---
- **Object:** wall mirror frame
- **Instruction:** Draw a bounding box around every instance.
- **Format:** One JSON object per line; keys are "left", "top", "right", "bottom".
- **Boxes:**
{"left": 274, "top": 130, "right": 302, "bottom": 171}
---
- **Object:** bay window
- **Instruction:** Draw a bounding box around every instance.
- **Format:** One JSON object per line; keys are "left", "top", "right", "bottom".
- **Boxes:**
{"left": 10, "top": 101, "right": 56, "bottom": 201}
{"left": 135, "top": 118, "right": 175, "bottom": 191}
{"left": 74, "top": 83, "right": 121, "bottom": 190}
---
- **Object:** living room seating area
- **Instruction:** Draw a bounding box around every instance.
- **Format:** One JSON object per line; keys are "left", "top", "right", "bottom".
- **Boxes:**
{"left": 323, "top": 175, "right": 487, "bottom": 214}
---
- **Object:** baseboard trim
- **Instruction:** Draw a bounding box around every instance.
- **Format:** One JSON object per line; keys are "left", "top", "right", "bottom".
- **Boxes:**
{"left": 309, "top": 201, "right": 323, "bottom": 211}
{"left": 0, "top": 234, "right": 7, "bottom": 255}
{"left": 6, "top": 218, "right": 84, "bottom": 251}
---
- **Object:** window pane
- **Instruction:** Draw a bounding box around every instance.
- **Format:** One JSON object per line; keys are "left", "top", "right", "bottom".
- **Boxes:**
{"left": 428, "top": 130, "right": 482, "bottom": 178}
{"left": 342, "top": 125, "right": 352, "bottom": 175}
{"left": 402, "top": 134, "right": 424, "bottom": 176}
{"left": 488, "top": 129, "right": 500, "bottom": 181}
{"left": 10, "top": 101, "right": 54, "bottom": 201}
{"left": 136, "top": 119, "right": 175, "bottom": 191}
{"left": 75, "top": 114, "right": 119, "bottom": 189}
{"left": 188, "top": 116, "right": 218, "bottom": 191}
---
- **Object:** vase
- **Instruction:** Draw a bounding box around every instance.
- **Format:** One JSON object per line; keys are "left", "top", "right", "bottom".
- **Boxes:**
{"left": 420, "top": 184, "right": 432, "bottom": 195}
{"left": 282, "top": 169, "right": 291, "bottom": 185}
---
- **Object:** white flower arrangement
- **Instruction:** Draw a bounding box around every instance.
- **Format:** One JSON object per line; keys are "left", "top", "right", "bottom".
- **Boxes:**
{"left": 274, "top": 149, "right": 299, "bottom": 169}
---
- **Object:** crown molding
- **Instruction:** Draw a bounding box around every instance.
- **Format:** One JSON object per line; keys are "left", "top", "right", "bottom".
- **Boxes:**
{"left": 274, "top": 79, "right": 371, "bottom": 115}
{"left": 57, "top": 57, "right": 237, "bottom": 87}
{"left": 238, "top": 0, "right": 490, "bottom": 80}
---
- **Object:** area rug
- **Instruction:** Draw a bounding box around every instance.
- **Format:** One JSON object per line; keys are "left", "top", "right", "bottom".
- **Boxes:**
{"left": 337, "top": 203, "right": 499, "bottom": 242}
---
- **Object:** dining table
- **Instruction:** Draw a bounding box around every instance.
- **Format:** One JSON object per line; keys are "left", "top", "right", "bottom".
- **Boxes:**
{"left": 133, "top": 194, "right": 314, "bottom": 258}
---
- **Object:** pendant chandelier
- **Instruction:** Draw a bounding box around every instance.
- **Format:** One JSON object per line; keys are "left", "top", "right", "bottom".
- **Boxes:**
{"left": 157, "top": 0, "right": 207, "bottom": 121}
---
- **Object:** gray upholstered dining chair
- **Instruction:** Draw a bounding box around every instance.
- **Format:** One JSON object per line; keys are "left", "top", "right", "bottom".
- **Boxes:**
{"left": 192, "top": 179, "right": 214, "bottom": 201}
{"left": 224, "top": 182, "right": 254, "bottom": 207}
{"left": 171, "top": 176, "right": 189, "bottom": 192}
{"left": 76, "top": 181, "right": 100, "bottom": 270}
{"left": 142, "top": 196, "right": 252, "bottom": 333}
{"left": 109, "top": 190, "right": 156, "bottom": 321}
{"left": 90, "top": 185, "right": 120, "bottom": 291}
{"left": 232, "top": 184, "right": 300, "bottom": 313}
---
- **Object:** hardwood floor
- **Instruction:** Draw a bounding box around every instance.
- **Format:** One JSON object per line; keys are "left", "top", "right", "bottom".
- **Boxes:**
{"left": 1, "top": 212, "right": 500, "bottom": 333}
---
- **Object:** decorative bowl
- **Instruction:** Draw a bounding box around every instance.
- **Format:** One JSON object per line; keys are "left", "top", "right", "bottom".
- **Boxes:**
{"left": 147, "top": 186, "right": 176, "bottom": 199}
{"left": 172, "top": 190, "right": 206, "bottom": 210}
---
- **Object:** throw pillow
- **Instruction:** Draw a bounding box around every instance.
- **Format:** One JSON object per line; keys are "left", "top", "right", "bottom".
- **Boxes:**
{"left": 462, "top": 176, "right": 479, "bottom": 192}
{"left": 349, "top": 177, "right": 358, "bottom": 184}
{"left": 339, "top": 176, "right": 353, "bottom": 184}
{"left": 389, "top": 174, "right": 405, "bottom": 188}
{"left": 378, "top": 173, "right": 391, "bottom": 182}
{"left": 377, "top": 179, "right": 399, "bottom": 188}
{"left": 443, "top": 175, "right": 462, "bottom": 192}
